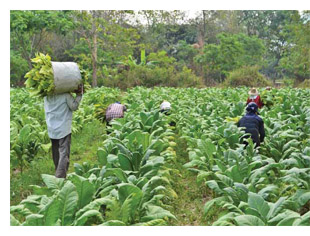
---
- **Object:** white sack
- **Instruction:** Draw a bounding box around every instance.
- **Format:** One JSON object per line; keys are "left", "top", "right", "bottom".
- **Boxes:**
{"left": 52, "top": 62, "right": 82, "bottom": 94}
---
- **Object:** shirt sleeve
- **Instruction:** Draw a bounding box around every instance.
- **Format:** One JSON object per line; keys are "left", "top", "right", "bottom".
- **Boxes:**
{"left": 257, "top": 96, "right": 264, "bottom": 108}
{"left": 123, "top": 105, "right": 127, "bottom": 112}
{"left": 246, "top": 98, "right": 250, "bottom": 105}
{"left": 66, "top": 93, "right": 82, "bottom": 111}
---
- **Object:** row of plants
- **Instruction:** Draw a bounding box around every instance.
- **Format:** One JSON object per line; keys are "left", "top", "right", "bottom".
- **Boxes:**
{"left": 10, "top": 87, "right": 179, "bottom": 225}
{"left": 11, "top": 86, "right": 310, "bottom": 226}
{"left": 168, "top": 87, "right": 310, "bottom": 225}
{"left": 10, "top": 87, "right": 121, "bottom": 174}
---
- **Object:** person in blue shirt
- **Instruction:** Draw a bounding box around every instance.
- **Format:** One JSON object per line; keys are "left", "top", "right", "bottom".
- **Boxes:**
{"left": 44, "top": 85, "right": 83, "bottom": 178}
{"left": 237, "top": 102, "right": 265, "bottom": 147}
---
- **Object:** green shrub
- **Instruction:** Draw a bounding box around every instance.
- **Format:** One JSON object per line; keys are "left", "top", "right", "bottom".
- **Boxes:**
{"left": 10, "top": 50, "right": 29, "bottom": 87}
{"left": 103, "top": 64, "right": 203, "bottom": 89}
{"left": 297, "top": 79, "right": 310, "bottom": 88}
{"left": 223, "top": 66, "right": 271, "bottom": 87}
{"left": 173, "top": 66, "right": 204, "bottom": 88}
{"left": 283, "top": 78, "right": 295, "bottom": 87}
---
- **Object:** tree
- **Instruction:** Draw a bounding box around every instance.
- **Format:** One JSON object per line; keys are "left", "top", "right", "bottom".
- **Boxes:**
{"left": 194, "top": 33, "right": 265, "bottom": 83}
{"left": 239, "top": 10, "right": 299, "bottom": 79}
{"left": 10, "top": 10, "right": 74, "bottom": 69}
{"left": 71, "top": 10, "right": 140, "bottom": 87}
{"left": 279, "top": 11, "right": 310, "bottom": 81}
{"left": 136, "top": 10, "right": 186, "bottom": 52}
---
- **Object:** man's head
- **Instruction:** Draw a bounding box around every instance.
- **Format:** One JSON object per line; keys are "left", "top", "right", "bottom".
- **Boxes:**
{"left": 115, "top": 101, "right": 121, "bottom": 104}
{"left": 246, "top": 102, "right": 258, "bottom": 113}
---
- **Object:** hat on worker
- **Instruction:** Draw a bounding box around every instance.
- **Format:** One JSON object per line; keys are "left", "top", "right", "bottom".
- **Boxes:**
{"left": 248, "top": 88, "right": 259, "bottom": 96}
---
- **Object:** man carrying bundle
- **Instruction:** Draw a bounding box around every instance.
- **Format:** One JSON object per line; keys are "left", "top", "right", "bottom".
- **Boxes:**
{"left": 44, "top": 85, "right": 83, "bottom": 178}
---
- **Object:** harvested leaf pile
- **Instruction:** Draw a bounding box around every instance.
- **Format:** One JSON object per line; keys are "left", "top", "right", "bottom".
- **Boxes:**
{"left": 24, "top": 53, "right": 89, "bottom": 97}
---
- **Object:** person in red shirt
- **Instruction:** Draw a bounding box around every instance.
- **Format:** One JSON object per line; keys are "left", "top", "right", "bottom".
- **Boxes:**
{"left": 246, "top": 87, "right": 264, "bottom": 109}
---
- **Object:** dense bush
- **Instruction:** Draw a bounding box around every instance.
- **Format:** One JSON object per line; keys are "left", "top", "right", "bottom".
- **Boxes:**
{"left": 297, "top": 79, "right": 310, "bottom": 88}
{"left": 10, "top": 51, "right": 29, "bottom": 87}
{"left": 102, "top": 50, "right": 204, "bottom": 89}
{"left": 194, "top": 33, "right": 266, "bottom": 83}
{"left": 103, "top": 65, "right": 203, "bottom": 89}
{"left": 223, "top": 66, "right": 271, "bottom": 87}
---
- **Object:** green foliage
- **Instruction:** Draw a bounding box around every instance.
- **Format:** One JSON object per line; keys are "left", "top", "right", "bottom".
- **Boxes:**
{"left": 105, "top": 51, "right": 203, "bottom": 89}
{"left": 194, "top": 33, "right": 266, "bottom": 83}
{"left": 279, "top": 11, "right": 310, "bottom": 81}
{"left": 11, "top": 86, "right": 181, "bottom": 226}
{"left": 175, "top": 86, "right": 310, "bottom": 225}
{"left": 297, "top": 79, "right": 310, "bottom": 88}
{"left": 24, "top": 53, "right": 55, "bottom": 97}
{"left": 10, "top": 50, "right": 29, "bottom": 86}
{"left": 172, "top": 40, "right": 199, "bottom": 68}
{"left": 10, "top": 10, "right": 310, "bottom": 87}
{"left": 223, "top": 66, "right": 272, "bottom": 87}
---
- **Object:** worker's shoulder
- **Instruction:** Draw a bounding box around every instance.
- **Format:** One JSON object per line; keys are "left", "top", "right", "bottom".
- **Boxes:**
{"left": 254, "top": 114, "right": 263, "bottom": 122}
{"left": 45, "top": 93, "right": 68, "bottom": 101}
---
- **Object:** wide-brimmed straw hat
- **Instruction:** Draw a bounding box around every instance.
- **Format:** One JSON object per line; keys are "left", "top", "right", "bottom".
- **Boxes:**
{"left": 248, "top": 88, "right": 259, "bottom": 96}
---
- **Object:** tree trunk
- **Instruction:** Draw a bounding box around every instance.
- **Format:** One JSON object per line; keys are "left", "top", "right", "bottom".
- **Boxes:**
{"left": 91, "top": 21, "right": 98, "bottom": 87}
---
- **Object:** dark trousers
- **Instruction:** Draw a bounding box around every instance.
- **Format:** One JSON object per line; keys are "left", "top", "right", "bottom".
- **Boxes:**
{"left": 51, "top": 134, "right": 71, "bottom": 178}
{"left": 106, "top": 120, "right": 112, "bottom": 134}
{"left": 242, "top": 132, "right": 260, "bottom": 148}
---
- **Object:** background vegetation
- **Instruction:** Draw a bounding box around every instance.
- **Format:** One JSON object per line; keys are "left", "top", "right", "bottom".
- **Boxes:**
{"left": 10, "top": 10, "right": 310, "bottom": 88}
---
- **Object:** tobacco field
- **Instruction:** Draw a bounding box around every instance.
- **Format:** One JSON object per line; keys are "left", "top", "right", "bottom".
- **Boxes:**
{"left": 10, "top": 87, "right": 310, "bottom": 226}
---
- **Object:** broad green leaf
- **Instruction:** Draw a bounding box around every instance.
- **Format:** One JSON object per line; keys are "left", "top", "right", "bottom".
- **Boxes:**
{"left": 118, "top": 183, "right": 143, "bottom": 205}
{"left": 103, "top": 168, "right": 128, "bottom": 182}
{"left": 10, "top": 214, "right": 21, "bottom": 226}
{"left": 266, "top": 197, "right": 287, "bottom": 220}
{"left": 70, "top": 174, "right": 96, "bottom": 209}
{"left": 118, "top": 153, "right": 133, "bottom": 171}
{"left": 206, "top": 180, "right": 223, "bottom": 195}
{"left": 18, "top": 124, "right": 31, "bottom": 144}
{"left": 248, "top": 192, "right": 270, "bottom": 220}
{"left": 268, "top": 210, "right": 300, "bottom": 225}
{"left": 234, "top": 215, "right": 265, "bottom": 226}
{"left": 204, "top": 196, "right": 230, "bottom": 215}
{"left": 76, "top": 197, "right": 112, "bottom": 219}
{"left": 97, "top": 148, "right": 108, "bottom": 166}
{"left": 74, "top": 210, "right": 103, "bottom": 226}
{"left": 10, "top": 205, "right": 32, "bottom": 217}
{"left": 294, "top": 211, "right": 310, "bottom": 226}
{"left": 298, "top": 191, "right": 310, "bottom": 206}
{"left": 101, "top": 220, "right": 126, "bottom": 226}
{"left": 141, "top": 204, "right": 176, "bottom": 221}
{"left": 22, "top": 214, "right": 44, "bottom": 226}
{"left": 41, "top": 174, "right": 65, "bottom": 191}
{"left": 276, "top": 215, "right": 301, "bottom": 226}
{"left": 133, "top": 219, "right": 167, "bottom": 226}
{"left": 58, "top": 181, "right": 78, "bottom": 226}
{"left": 40, "top": 198, "right": 61, "bottom": 226}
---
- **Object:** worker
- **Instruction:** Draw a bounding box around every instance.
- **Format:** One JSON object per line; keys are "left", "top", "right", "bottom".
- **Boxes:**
{"left": 160, "top": 100, "right": 176, "bottom": 126}
{"left": 44, "top": 84, "right": 83, "bottom": 178}
{"left": 246, "top": 87, "right": 263, "bottom": 109}
{"left": 237, "top": 102, "right": 265, "bottom": 147}
{"left": 160, "top": 100, "right": 171, "bottom": 115}
{"left": 105, "top": 101, "right": 127, "bottom": 132}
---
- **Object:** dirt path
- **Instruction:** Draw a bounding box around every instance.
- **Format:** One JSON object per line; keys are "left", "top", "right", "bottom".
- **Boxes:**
{"left": 169, "top": 134, "right": 211, "bottom": 226}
